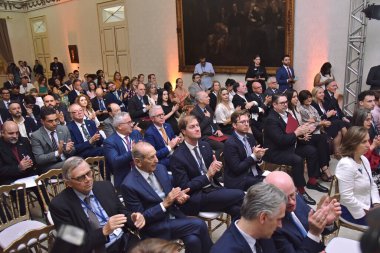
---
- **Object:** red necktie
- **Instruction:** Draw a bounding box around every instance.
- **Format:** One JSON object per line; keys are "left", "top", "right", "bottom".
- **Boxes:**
{"left": 286, "top": 67, "right": 292, "bottom": 78}
{"left": 11, "top": 145, "right": 21, "bottom": 163}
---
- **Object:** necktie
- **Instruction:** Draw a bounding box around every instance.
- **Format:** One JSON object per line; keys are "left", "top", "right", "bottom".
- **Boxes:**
{"left": 50, "top": 131, "right": 58, "bottom": 151}
{"left": 255, "top": 240, "right": 263, "bottom": 253}
{"left": 11, "top": 145, "right": 21, "bottom": 163}
{"left": 243, "top": 136, "right": 258, "bottom": 176}
{"left": 147, "top": 174, "right": 165, "bottom": 199}
{"left": 160, "top": 127, "right": 169, "bottom": 144}
{"left": 290, "top": 212, "right": 307, "bottom": 238}
{"left": 81, "top": 124, "right": 91, "bottom": 141}
{"left": 124, "top": 136, "right": 132, "bottom": 151}
{"left": 257, "top": 94, "right": 263, "bottom": 103}
{"left": 84, "top": 196, "right": 106, "bottom": 253}
{"left": 286, "top": 67, "right": 292, "bottom": 78}
{"left": 98, "top": 99, "right": 105, "bottom": 110}
{"left": 193, "top": 146, "right": 207, "bottom": 175}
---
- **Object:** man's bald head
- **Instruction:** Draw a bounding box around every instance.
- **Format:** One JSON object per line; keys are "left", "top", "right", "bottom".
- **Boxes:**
{"left": 265, "top": 171, "right": 297, "bottom": 212}
{"left": 1, "top": 121, "right": 19, "bottom": 144}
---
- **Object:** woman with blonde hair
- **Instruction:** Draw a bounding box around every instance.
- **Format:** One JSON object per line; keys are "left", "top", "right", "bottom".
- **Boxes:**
{"left": 75, "top": 94, "right": 100, "bottom": 127}
{"left": 214, "top": 87, "right": 237, "bottom": 135}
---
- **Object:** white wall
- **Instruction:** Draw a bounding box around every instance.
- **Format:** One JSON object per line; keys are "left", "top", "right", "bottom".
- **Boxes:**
{"left": 1, "top": 0, "right": 380, "bottom": 91}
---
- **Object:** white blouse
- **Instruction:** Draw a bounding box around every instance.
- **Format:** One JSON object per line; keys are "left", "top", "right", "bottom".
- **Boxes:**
{"left": 214, "top": 102, "right": 234, "bottom": 124}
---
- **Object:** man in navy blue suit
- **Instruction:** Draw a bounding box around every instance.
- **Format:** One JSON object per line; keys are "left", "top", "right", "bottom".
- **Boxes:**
{"left": 224, "top": 110, "right": 267, "bottom": 191}
{"left": 144, "top": 105, "right": 181, "bottom": 168}
{"left": 104, "top": 112, "right": 143, "bottom": 189}
{"left": 170, "top": 114, "right": 245, "bottom": 220}
{"left": 68, "top": 79, "right": 85, "bottom": 105}
{"left": 266, "top": 171, "right": 341, "bottom": 253}
{"left": 104, "top": 82, "right": 127, "bottom": 112}
{"left": 121, "top": 142, "right": 213, "bottom": 253}
{"left": 276, "top": 55, "right": 296, "bottom": 92}
{"left": 67, "top": 103, "right": 103, "bottom": 158}
{"left": 211, "top": 182, "right": 286, "bottom": 253}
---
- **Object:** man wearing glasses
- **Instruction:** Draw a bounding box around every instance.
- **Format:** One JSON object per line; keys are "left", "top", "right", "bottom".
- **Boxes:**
{"left": 50, "top": 157, "right": 145, "bottom": 253}
{"left": 144, "top": 105, "right": 181, "bottom": 168}
{"left": 223, "top": 110, "right": 267, "bottom": 191}
{"left": 104, "top": 112, "right": 142, "bottom": 189}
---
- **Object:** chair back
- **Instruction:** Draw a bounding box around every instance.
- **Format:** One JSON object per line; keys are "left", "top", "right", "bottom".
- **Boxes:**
{"left": 34, "top": 169, "right": 66, "bottom": 213}
{"left": 0, "top": 183, "right": 29, "bottom": 231}
{"left": 85, "top": 156, "right": 106, "bottom": 181}
{"left": 328, "top": 175, "right": 340, "bottom": 200}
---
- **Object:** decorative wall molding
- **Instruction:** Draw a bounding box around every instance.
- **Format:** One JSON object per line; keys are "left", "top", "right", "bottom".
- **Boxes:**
{"left": 0, "top": 0, "right": 72, "bottom": 12}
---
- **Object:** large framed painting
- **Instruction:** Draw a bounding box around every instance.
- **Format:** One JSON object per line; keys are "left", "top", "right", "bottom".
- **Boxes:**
{"left": 176, "top": 0, "right": 295, "bottom": 74}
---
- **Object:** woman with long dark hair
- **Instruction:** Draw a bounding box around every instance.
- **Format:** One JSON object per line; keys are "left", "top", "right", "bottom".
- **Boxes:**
{"left": 157, "top": 89, "right": 180, "bottom": 135}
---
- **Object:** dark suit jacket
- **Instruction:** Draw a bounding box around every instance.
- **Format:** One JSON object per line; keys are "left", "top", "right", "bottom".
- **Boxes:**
{"left": 21, "top": 104, "right": 41, "bottom": 125}
{"left": 120, "top": 165, "right": 186, "bottom": 239}
{"left": 103, "top": 130, "right": 143, "bottom": 188}
{"left": 276, "top": 66, "right": 295, "bottom": 92}
{"left": 223, "top": 132, "right": 262, "bottom": 190}
{"left": 67, "top": 120, "right": 103, "bottom": 158}
{"left": 170, "top": 141, "right": 221, "bottom": 215}
{"left": 367, "top": 65, "right": 380, "bottom": 88}
{"left": 232, "top": 94, "right": 260, "bottom": 114}
{"left": 50, "top": 181, "right": 135, "bottom": 253}
{"left": 263, "top": 88, "right": 280, "bottom": 97}
{"left": 91, "top": 97, "right": 109, "bottom": 121}
{"left": 211, "top": 222, "right": 278, "bottom": 253}
{"left": 322, "top": 90, "right": 344, "bottom": 120}
{"left": 272, "top": 194, "right": 325, "bottom": 253}
{"left": 104, "top": 91, "right": 127, "bottom": 109}
{"left": 0, "top": 137, "right": 36, "bottom": 185}
{"left": 7, "top": 117, "right": 38, "bottom": 138}
{"left": 68, "top": 90, "right": 84, "bottom": 105}
{"left": 144, "top": 123, "right": 176, "bottom": 168}
{"left": 128, "top": 95, "right": 150, "bottom": 121}
{"left": 3, "top": 81, "right": 19, "bottom": 90}
{"left": 50, "top": 62, "right": 65, "bottom": 78}
{"left": 191, "top": 105, "right": 220, "bottom": 137}
{"left": 209, "top": 92, "right": 217, "bottom": 112}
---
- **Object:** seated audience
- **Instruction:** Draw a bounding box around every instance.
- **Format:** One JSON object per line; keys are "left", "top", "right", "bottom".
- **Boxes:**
{"left": 358, "top": 90, "right": 377, "bottom": 138}
{"left": 174, "top": 78, "right": 189, "bottom": 111}
{"left": 163, "top": 81, "right": 179, "bottom": 104}
{"left": 121, "top": 142, "right": 213, "bottom": 253}
{"left": 21, "top": 94, "right": 41, "bottom": 125}
{"left": 263, "top": 76, "right": 280, "bottom": 97}
{"left": 0, "top": 121, "right": 36, "bottom": 185}
{"left": 86, "top": 81, "right": 97, "bottom": 99}
{"left": 188, "top": 73, "right": 207, "bottom": 104}
{"left": 113, "top": 71, "right": 122, "bottom": 90}
{"left": 170, "top": 114, "right": 244, "bottom": 220}
{"left": 103, "top": 103, "right": 121, "bottom": 137}
{"left": 19, "top": 75, "right": 34, "bottom": 95}
{"left": 146, "top": 82, "right": 158, "bottom": 105}
{"left": 263, "top": 94, "right": 326, "bottom": 205}
{"left": 120, "top": 76, "right": 130, "bottom": 94}
{"left": 67, "top": 103, "right": 103, "bottom": 158}
{"left": 105, "top": 81, "right": 127, "bottom": 112}
{"left": 144, "top": 105, "right": 181, "bottom": 168}
{"left": 335, "top": 126, "right": 380, "bottom": 226}
{"left": 42, "top": 94, "right": 71, "bottom": 124}
{"left": 30, "top": 107, "right": 75, "bottom": 174}
{"left": 68, "top": 79, "right": 85, "bottom": 104}
{"left": 223, "top": 110, "right": 267, "bottom": 190}
{"left": 214, "top": 87, "right": 235, "bottom": 135}
{"left": 91, "top": 87, "right": 109, "bottom": 122}
{"left": 209, "top": 80, "right": 221, "bottom": 111}
{"left": 323, "top": 81, "right": 350, "bottom": 123}
{"left": 251, "top": 81, "right": 272, "bottom": 116}
{"left": 3, "top": 73, "right": 18, "bottom": 90}
{"left": 7, "top": 101, "right": 38, "bottom": 138}
{"left": 266, "top": 171, "right": 341, "bottom": 253}
{"left": 128, "top": 83, "right": 152, "bottom": 128}
{"left": 35, "top": 75, "right": 49, "bottom": 95}
{"left": 126, "top": 77, "right": 138, "bottom": 100}
{"left": 225, "top": 78, "right": 236, "bottom": 102}
{"left": 211, "top": 182, "right": 286, "bottom": 253}
{"left": 75, "top": 94, "right": 100, "bottom": 127}
{"left": 104, "top": 112, "right": 142, "bottom": 188}
{"left": 157, "top": 89, "right": 180, "bottom": 135}
{"left": 313, "top": 62, "right": 335, "bottom": 88}
{"left": 50, "top": 157, "right": 145, "bottom": 253}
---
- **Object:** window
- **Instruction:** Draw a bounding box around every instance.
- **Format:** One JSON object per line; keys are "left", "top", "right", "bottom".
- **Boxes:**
{"left": 102, "top": 6, "right": 125, "bottom": 23}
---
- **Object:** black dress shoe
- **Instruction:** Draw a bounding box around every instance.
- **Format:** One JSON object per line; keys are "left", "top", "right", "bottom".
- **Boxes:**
{"left": 306, "top": 183, "right": 328, "bottom": 193}
{"left": 301, "top": 192, "right": 316, "bottom": 205}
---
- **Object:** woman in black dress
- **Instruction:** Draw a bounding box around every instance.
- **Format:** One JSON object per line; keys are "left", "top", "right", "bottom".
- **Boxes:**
{"left": 245, "top": 54, "right": 268, "bottom": 93}
{"left": 157, "top": 89, "right": 180, "bottom": 135}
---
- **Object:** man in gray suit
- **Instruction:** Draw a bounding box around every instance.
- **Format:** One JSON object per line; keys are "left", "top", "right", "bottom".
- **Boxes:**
{"left": 103, "top": 103, "right": 121, "bottom": 137}
{"left": 31, "top": 107, "right": 75, "bottom": 174}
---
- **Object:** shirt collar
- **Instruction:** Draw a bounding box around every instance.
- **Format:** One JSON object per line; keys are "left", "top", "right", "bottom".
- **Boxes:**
{"left": 234, "top": 131, "right": 247, "bottom": 141}
{"left": 44, "top": 127, "right": 55, "bottom": 135}
{"left": 135, "top": 166, "right": 150, "bottom": 181}
{"left": 73, "top": 189, "right": 94, "bottom": 202}
{"left": 75, "top": 120, "right": 85, "bottom": 128}
{"left": 184, "top": 140, "right": 198, "bottom": 150}
{"left": 116, "top": 131, "right": 128, "bottom": 140}
{"left": 154, "top": 123, "right": 163, "bottom": 131}
{"left": 234, "top": 220, "right": 257, "bottom": 251}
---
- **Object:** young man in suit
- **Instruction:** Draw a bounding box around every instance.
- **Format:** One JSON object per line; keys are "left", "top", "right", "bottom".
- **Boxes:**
{"left": 8, "top": 101, "right": 38, "bottom": 139}
{"left": 103, "top": 112, "right": 143, "bottom": 189}
{"left": 144, "top": 105, "right": 181, "bottom": 168}
{"left": 68, "top": 79, "right": 85, "bottom": 104}
{"left": 67, "top": 103, "right": 103, "bottom": 158}
{"left": 105, "top": 82, "right": 127, "bottom": 112}
{"left": 170, "top": 114, "right": 245, "bottom": 220}
{"left": 211, "top": 182, "right": 286, "bottom": 253}
{"left": 276, "top": 55, "right": 296, "bottom": 92}
{"left": 121, "top": 142, "right": 213, "bottom": 253}
{"left": 3, "top": 73, "right": 18, "bottom": 90}
{"left": 30, "top": 107, "right": 75, "bottom": 174}
{"left": 0, "top": 121, "right": 36, "bottom": 185}
{"left": 49, "top": 57, "right": 65, "bottom": 80}
{"left": 266, "top": 171, "right": 341, "bottom": 253}
{"left": 223, "top": 110, "right": 267, "bottom": 191}
{"left": 128, "top": 83, "right": 152, "bottom": 129}
{"left": 50, "top": 157, "right": 145, "bottom": 253}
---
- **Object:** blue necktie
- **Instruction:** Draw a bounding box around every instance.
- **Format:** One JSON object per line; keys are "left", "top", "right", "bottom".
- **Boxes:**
{"left": 290, "top": 212, "right": 307, "bottom": 238}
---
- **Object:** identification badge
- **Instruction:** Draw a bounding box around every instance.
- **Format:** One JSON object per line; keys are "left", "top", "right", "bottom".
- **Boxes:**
{"left": 113, "top": 228, "right": 122, "bottom": 236}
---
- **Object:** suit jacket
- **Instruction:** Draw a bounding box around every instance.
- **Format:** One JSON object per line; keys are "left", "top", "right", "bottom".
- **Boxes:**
{"left": 128, "top": 95, "right": 150, "bottom": 121}
{"left": 50, "top": 62, "right": 65, "bottom": 78}
{"left": 50, "top": 181, "right": 135, "bottom": 253}
{"left": 211, "top": 221, "right": 278, "bottom": 253}
{"left": 3, "top": 81, "right": 19, "bottom": 90}
{"left": 232, "top": 94, "right": 260, "bottom": 115}
{"left": 223, "top": 132, "right": 262, "bottom": 190}
{"left": 272, "top": 194, "right": 325, "bottom": 253}
{"left": 67, "top": 120, "right": 103, "bottom": 158}
{"left": 120, "top": 165, "right": 186, "bottom": 239}
{"left": 30, "top": 125, "right": 75, "bottom": 172}
{"left": 263, "top": 88, "right": 280, "bottom": 97}
{"left": 90, "top": 97, "right": 109, "bottom": 122}
{"left": 103, "top": 117, "right": 115, "bottom": 137}
{"left": 144, "top": 123, "right": 176, "bottom": 167}
{"left": 7, "top": 117, "right": 38, "bottom": 138}
{"left": 103, "top": 130, "right": 143, "bottom": 188}
{"left": 21, "top": 104, "right": 41, "bottom": 125}
{"left": 209, "top": 92, "right": 217, "bottom": 112}
{"left": 322, "top": 90, "right": 345, "bottom": 120}
{"left": 104, "top": 91, "right": 127, "bottom": 109}
{"left": 276, "top": 65, "right": 295, "bottom": 92}
{"left": 0, "top": 137, "right": 36, "bottom": 185}
{"left": 68, "top": 90, "right": 84, "bottom": 105}
{"left": 191, "top": 105, "right": 220, "bottom": 137}
{"left": 170, "top": 141, "right": 222, "bottom": 215}
{"left": 366, "top": 65, "right": 380, "bottom": 88}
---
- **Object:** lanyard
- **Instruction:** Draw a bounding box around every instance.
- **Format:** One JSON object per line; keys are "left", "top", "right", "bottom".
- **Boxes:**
{"left": 80, "top": 196, "right": 107, "bottom": 223}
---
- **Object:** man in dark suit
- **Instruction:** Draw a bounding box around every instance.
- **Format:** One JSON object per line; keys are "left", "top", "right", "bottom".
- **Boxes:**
{"left": 105, "top": 82, "right": 127, "bottom": 112}
{"left": 30, "top": 107, "right": 75, "bottom": 174}
{"left": 211, "top": 182, "right": 286, "bottom": 253}
{"left": 266, "top": 171, "right": 341, "bottom": 253}
{"left": 103, "top": 103, "right": 121, "bottom": 137}
{"left": 0, "top": 88, "right": 11, "bottom": 120}
{"left": 323, "top": 81, "right": 350, "bottom": 123}
{"left": 367, "top": 65, "right": 380, "bottom": 90}
{"left": 263, "top": 76, "right": 280, "bottom": 97}
{"left": 68, "top": 79, "right": 85, "bottom": 105}
{"left": 263, "top": 94, "right": 327, "bottom": 205}
{"left": 91, "top": 88, "right": 109, "bottom": 122}
{"left": 49, "top": 57, "right": 65, "bottom": 80}
{"left": 0, "top": 121, "right": 36, "bottom": 185}
{"left": 3, "top": 73, "right": 18, "bottom": 90}
{"left": 8, "top": 101, "right": 38, "bottom": 139}
{"left": 224, "top": 110, "right": 267, "bottom": 191}
{"left": 128, "top": 83, "right": 152, "bottom": 128}
{"left": 67, "top": 103, "right": 103, "bottom": 158}
{"left": 191, "top": 91, "right": 224, "bottom": 158}
{"left": 251, "top": 81, "right": 271, "bottom": 113}
{"left": 144, "top": 105, "right": 181, "bottom": 168}
{"left": 170, "top": 114, "right": 244, "bottom": 220}
{"left": 42, "top": 94, "right": 71, "bottom": 124}
{"left": 208, "top": 80, "right": 220, "bottom": 111}
{"left": 21, "top": 95, "right": 41, "bottom": 126}
{"left": 50, "top": 157, "right": 145, "bottom": 253}
{"left": 358, "top": 90, "right": 377, "bottom": 139}
{"left": 103, "top": 112, "right": 143, "bottom": 188}
{"left": 276, "top": 55, "right": 296, "bottom": 92}
{"left": 121, "top": 142, "right": 213, "bottom": 253}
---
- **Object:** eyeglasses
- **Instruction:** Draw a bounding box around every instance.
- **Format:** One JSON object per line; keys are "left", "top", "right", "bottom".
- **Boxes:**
{"left": 154, "top": 113, "right": 165, "bottom": 118}
{"left": 276, "top": 101, "right": 288, "bottom": 105}
{"left": 237, "top": 120, "right": 250, "bottom": 125}
{"left": 120, "top": 121, "right": 134, "bottom": 125}
{"left": 71, "top": 170, "right": 93, "bottom": 182}
{"left": 71, "top": 109, "right": 84, "bottom": 114}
